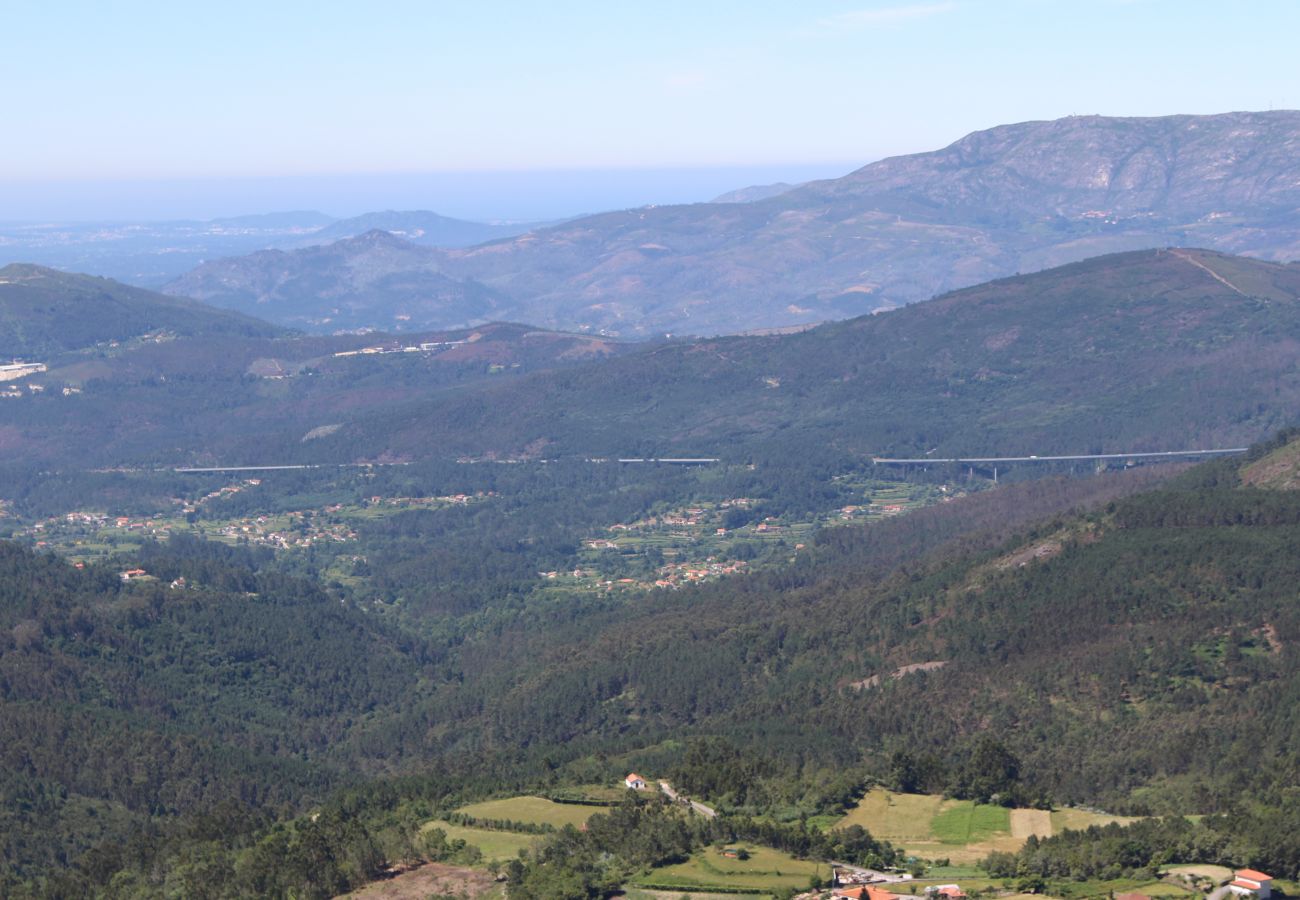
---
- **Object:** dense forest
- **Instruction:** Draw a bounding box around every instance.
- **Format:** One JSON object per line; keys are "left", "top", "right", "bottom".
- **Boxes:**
{"left": 2, "top": 430, "right": 1299, "bottom": 893}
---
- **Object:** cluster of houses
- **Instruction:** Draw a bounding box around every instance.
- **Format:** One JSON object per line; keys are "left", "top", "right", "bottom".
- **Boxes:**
{"left": 822, "top": 864, "right": 1275, "bottom": 900}
{"left": 0, "top": 361, "right": 47, "bottom": 382}
{"left": 824, "top": 866, "right": 926, "bottom": 900}
{"left": 653, "top": 557, "right": 748, "bottom": 588}
{"left": 1, "top": 381, "right": 49, "bottom": 398}
{"left": 333, "top": 339, "right": 467, "bottom": 358}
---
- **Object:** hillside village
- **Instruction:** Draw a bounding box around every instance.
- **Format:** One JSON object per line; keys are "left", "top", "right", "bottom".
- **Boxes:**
{"left": 8, "top": 479, "right": 494, "bottom": 562}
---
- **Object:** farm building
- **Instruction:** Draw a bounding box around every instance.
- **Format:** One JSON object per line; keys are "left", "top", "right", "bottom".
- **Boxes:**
{"left": 624, "top": 773, "right": 647, "bottom": 790}
{"left": 1229, "top": 870, "right": 1273, "bottom": 899}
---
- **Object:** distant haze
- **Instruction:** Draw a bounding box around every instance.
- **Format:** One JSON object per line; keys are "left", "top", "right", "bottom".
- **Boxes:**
{"left": 0, "top": 164, "right": 856, "bottom": 223}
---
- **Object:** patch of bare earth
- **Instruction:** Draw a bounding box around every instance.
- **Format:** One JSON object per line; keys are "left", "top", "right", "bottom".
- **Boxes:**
{"left": 1241, "top": 440, "right": 1300, "bottom": 490}
{"left": 994, "top": 539, "right": 1062, "bottom": 570}
{"left": 1259, "top": 623, "right": 1283, "bottom": 654}
{"left": 1010, "top": 808, "right": 1052, "bottom": 839}
{"left": 850, "top": 661, "right": 947, "bottom": 691}
{"left": 337, "top": 862, "right": 500, "bottom": 899}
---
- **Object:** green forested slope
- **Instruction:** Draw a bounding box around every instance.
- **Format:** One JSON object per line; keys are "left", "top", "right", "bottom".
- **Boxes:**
{"left": 0, "top": 265, "right": 282, "bottom": 357}
{"left": 0, "top": 541, "right": 452, "bottom": 884}
{"left": 426, "top": 440, "right": 1300, "bottom": 814}
{"left": 5, "top": 248, "right": 1300, "bottom": 469}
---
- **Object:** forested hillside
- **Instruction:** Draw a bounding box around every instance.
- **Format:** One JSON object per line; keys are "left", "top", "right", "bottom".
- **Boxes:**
{"left": 0, "top": 265, "right": 282, "bottom": 357}
{"left": 325, "top": 248, "right": 1300, "bottom": 462}
{"left": 0, "top": 539, "right": 458, "bottom": 885}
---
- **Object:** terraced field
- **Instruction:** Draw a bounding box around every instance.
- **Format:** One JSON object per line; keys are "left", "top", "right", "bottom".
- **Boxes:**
{"left": 636, "top": 846, "right": 824, "bottom": 894}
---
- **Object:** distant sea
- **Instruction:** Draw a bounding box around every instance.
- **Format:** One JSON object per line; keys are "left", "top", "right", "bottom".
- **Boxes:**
{"left": 0, "top": 163, "right": 858, "bottom": 223}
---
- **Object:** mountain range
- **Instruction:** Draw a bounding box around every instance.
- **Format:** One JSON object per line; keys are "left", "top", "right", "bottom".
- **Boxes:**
{"left": 6, "top": 247, "right": 1300, "bottom": 471}
{"left": 165, "top": 111, "right": 1300, "bottom": 337}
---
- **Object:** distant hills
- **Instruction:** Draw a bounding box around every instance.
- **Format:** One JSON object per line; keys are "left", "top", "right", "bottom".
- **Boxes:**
{"left": 167, "top": 111, "right": 1300, "bottom": 336}
{"left": 300, "top": 209, "right": 541, "bottom": 249}
{"left": 163, "top": 230, "right": 504, "bottom": 332}
{"left": 0, "top": 264, "right": 282, "bottom": 358}
{"left": 8, "top": 248, "right": 1300, "bottom": 469}
{"left": 0, "top": 209, "right": 541, "bottom": 289}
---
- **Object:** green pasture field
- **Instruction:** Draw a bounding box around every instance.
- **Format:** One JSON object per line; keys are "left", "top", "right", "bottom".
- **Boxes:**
{"left": 931, "top": 801, "right": 1011, "bottom": 843}
{"left": 454, "top": 795, "right": 598, "bottom": 829}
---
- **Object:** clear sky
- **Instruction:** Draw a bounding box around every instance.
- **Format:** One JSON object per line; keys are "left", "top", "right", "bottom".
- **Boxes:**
{"left": 4, "top": 0, "right": 1298, "bottom": 219}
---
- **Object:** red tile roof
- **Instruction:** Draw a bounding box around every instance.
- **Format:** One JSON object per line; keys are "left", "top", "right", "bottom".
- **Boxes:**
{"left": 1237, "top": 871, "right": 1272, "bottom": 883}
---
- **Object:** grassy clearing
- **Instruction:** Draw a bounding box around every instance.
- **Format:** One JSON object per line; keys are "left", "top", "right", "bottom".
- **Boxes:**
{"left": 1130, "top": 883, "right": 1196, "bottom": 896}
{"left": 837, "top": 788, "right": 944, "bottom": 842}
{"left": 640, "top": 846, "right": 823, "bottom": 892}
{"left": 421, "top": 821, "right": 537, "bottom": 862}
{"left": 921, "top": 866, "right": 985, "bottom": 879}
{"left": 1163, "top": 865, "right": 1233, "bottom": 882}
{"left": 1048, "top": 878, "right": 1190, "bottom": 899}
{"left": 455, "top": 795, "right": 597, "bottom": 829}
{"left": 550, "top": 783, "right": 631, "bottom": 803}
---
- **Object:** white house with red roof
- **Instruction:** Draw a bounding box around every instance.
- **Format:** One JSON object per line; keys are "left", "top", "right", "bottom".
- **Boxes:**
{"left": 623, "top": 773, "right": 647, "bottom": 790}
{"left": 1229, "top": 870, "right": 1273, "bottom": 899}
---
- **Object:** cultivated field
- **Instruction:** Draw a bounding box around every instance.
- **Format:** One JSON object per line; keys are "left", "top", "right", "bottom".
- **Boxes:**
{"left": 836, "top": 789, "right": 1020, "bottom": 863}
{"left": 838, "top": 789, "right": 1150, "bottom": 862}
{"left": 1009, "top": 808, "right": 1052, "bottom": 839}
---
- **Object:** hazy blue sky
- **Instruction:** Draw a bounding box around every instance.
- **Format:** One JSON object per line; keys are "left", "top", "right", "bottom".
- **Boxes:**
{"left": 4, "top": 0, "right": 1298, "bottom": 219}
